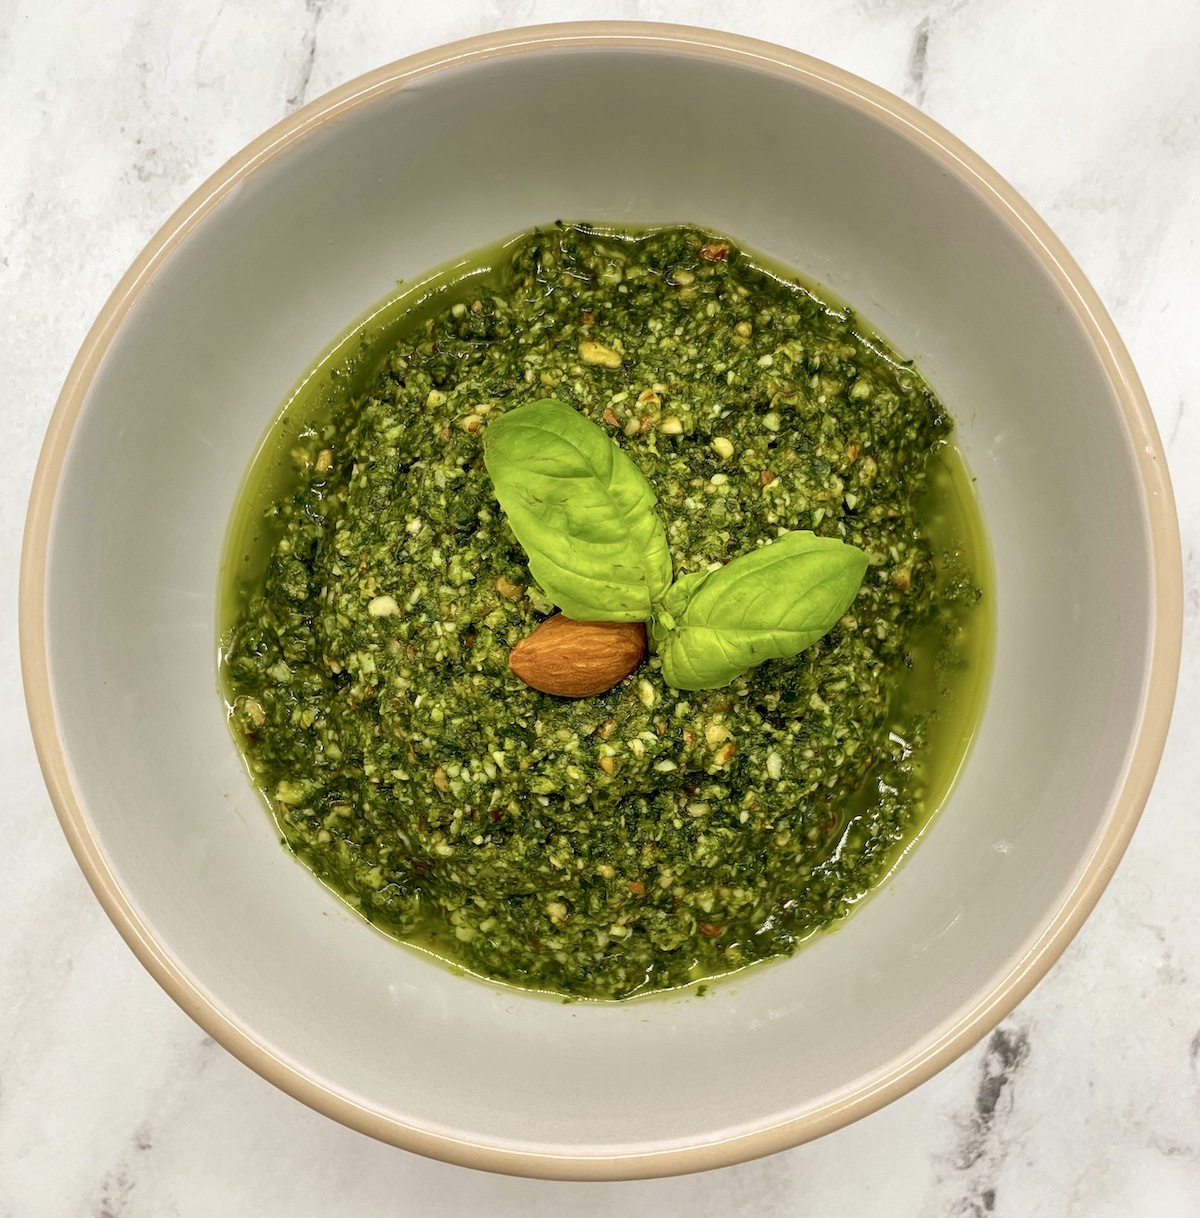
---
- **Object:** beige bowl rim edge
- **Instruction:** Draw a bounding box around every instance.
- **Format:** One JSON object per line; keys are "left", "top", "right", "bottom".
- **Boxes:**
{"left": 18, "top": 20, "right": 1184, "bottom": 1180}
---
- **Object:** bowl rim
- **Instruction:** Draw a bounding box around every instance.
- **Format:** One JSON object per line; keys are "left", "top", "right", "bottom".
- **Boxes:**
{"left": 19, "top": 20, "right": 1183, "bottom": 1180}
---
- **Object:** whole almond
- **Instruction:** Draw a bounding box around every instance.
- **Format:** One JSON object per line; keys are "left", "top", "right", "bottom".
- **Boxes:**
{"left": 509, "top": 615, "right": 647, "bottom": 698}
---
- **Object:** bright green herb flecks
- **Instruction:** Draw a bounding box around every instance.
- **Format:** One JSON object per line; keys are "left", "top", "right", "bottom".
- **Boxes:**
{"left": 220, "top": 223, "right": 990, "bottom": 1000}
{"left": 484, "top": 398, "right": 868, "bottom": 690}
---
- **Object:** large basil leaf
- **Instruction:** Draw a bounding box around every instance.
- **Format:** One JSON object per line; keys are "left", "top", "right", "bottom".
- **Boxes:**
{"left": 651, "top": 532, "right": 868, "bottom": 690}
{"left": 483, "top": 399, "right": 673, "bottom": 621}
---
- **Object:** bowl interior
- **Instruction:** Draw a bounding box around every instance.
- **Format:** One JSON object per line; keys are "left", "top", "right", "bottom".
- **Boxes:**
{"left": 39, "top": 41, "right": 1159, "bottom": 1167}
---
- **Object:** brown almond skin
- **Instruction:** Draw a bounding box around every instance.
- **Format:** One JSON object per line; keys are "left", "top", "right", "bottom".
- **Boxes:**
{"left": 509, "top": 615, "right": 647, "bottom": 698}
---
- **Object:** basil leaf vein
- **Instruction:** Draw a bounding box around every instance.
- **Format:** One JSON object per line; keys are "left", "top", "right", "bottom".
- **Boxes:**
{"left": 651, "top": 532, "right": 868, "bottom": 690}
{"left": 483, "top": 399, "right": 673, "bottom": 621}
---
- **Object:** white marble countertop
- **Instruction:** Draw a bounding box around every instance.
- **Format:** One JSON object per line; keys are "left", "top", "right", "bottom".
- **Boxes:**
{"left": 3, "top": 2, "right": 1198, "bottom": 1214}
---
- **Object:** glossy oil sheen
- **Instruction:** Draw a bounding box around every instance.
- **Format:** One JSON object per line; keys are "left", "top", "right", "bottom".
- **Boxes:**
{"left": 218, "top": 227, "right": 994, "bottom": 996}
{"left": 28, "top": 29, "right": 1171, "bottom": 1169}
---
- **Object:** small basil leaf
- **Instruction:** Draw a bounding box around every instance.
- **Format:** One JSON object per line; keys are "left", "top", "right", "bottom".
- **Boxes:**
{"left": 653, "top": 532, "right": 868, "bottom": 690}
{"left": 483, "top": 399, "right": 672, "bottom": 621}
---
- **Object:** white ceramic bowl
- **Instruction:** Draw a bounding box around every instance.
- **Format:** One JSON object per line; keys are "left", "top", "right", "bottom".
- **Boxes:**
{"left": 22, "top": 24, "right": 1181, "bottom": 1179}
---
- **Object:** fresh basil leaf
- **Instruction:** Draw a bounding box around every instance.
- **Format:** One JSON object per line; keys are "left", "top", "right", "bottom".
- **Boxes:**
{"left": 483, "top": 399, "right": 672, "bottom": 621}
{"left": 651, "top": 532, "right": 868, "bottom": 690}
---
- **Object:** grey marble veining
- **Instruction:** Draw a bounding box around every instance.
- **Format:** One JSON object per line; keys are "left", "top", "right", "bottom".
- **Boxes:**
{"left": 3, "top": 2, "right": 1199, "bottom": 1214}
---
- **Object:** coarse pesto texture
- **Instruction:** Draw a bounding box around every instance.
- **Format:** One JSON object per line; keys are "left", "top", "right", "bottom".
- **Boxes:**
{"left": 222, "top": 225, "right": 984, "bottom": 999}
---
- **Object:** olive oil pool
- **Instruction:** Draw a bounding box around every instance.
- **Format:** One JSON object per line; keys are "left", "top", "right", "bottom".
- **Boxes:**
{"left": 220, "top": 224, "right": 992, "bottom": 1000}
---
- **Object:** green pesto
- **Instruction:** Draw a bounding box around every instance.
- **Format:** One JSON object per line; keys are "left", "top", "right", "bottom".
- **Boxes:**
{"left": 221, "top": 224, "right": 990, "bottom": 1000}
